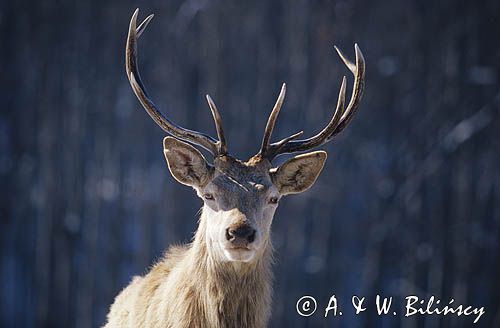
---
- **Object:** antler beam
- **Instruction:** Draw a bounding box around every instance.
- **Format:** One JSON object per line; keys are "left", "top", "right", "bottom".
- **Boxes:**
{"left": 126, "top": 9, "right": 227, "bottom": 155}
{"left": 258, "top": 44, "right": 365, "bottom": 160}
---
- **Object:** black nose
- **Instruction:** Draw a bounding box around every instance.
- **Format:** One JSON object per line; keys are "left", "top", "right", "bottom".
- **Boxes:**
{"left": 226, "top": 225, "right": 256, "bottom": 244}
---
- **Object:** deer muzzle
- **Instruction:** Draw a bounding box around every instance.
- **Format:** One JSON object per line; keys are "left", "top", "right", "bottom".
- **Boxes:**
{"left": 225, "top": 223, "right": 256, "bottom": 248}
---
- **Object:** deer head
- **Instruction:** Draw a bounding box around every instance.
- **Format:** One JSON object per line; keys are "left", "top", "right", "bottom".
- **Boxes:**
{"left": 126, "top": 10, "right": 365, "bottom": 263}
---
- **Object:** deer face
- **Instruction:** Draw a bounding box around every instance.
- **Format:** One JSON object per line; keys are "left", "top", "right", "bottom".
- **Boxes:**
{"left": 126, "top": 10, "right": 365, "bottom": 263}
{"left": 163, "top": 137, "right": 327, "bottom": 262}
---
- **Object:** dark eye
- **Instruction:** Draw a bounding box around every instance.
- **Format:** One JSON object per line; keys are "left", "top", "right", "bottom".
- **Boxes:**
{"left": 269, "top": 196, "right": 279, "bottom": 204}
{"left": 204, "top": 193, "right": 214, "bottom": 200}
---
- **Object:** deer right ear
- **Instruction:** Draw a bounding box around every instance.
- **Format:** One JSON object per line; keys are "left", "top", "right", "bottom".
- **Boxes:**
{"left": 163, "top": 137, "right": 214, "bottom": 188}
{"left": 270, "top": 151, "right": 327, "bottom": 195}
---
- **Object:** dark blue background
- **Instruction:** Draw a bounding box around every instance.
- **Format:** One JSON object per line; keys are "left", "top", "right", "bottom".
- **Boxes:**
{"left": 1, "top": 0, "right": 499, "bottom": 327}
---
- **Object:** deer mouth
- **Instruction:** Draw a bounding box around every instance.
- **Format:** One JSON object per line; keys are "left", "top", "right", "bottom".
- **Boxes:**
{"left": 229, "top": 246, "right": 251, "bottom": 251}
{"left": 223, "top": 246, "right": 256, "bottom": 262}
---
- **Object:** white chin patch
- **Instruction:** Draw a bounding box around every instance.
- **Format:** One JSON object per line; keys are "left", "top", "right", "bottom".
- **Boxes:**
{"left": 223, "top": 248, "right": 256, "bottom": 262}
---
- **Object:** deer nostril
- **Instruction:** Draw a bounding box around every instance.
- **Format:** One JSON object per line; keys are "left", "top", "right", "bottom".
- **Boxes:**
{"left": 225, "top": 228, "right": 233, "bottom": 241}
{"left": 247, "top": 230, "right": 256, "bottom": 243}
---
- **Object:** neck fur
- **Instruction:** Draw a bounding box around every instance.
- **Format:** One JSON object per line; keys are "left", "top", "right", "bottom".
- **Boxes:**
{"left": 184, "top": 208, "right": 273, "bottom": 327}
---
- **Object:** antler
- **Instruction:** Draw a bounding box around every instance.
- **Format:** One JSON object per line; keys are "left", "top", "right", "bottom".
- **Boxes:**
{"left": 258, "top": 44, "right": 365, "bottom": 160}
{"left": 126, "top": 9, "right": 227, "bottom": 155}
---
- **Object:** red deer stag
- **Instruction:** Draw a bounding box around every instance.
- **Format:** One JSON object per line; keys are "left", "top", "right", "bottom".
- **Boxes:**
{"left": 104, "top": 9, "right": 365, "bottom": 328}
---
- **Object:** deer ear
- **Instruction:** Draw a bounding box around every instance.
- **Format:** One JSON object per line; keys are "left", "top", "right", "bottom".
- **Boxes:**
{"left": 163, "top": 137, "right": 214, "bottom": 187}
{"left": 270, "top": 151, "right": 327, "bottom": 195}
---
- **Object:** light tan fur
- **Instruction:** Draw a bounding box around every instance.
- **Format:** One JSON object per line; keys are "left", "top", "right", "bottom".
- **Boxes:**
{"left": 104, "top": 211, "right": 272, "bottom": 328}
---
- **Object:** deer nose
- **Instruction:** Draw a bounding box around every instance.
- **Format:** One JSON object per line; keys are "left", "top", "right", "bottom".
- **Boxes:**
{"left": 226, "top": 225, "right": 256, "bottom": 245}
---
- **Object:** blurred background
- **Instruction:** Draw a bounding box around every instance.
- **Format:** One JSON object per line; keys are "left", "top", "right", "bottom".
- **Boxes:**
{"left": 1, "top": 0, "right": 500, "bottom": 327}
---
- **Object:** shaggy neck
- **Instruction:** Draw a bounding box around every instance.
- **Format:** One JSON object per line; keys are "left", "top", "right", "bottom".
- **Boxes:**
{"left": 184, "top": 208, "right": 273, "bottom": 327}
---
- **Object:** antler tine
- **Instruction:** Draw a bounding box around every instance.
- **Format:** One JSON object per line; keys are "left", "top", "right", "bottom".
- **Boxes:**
{"left": 328, "top": 43, "right": 366, "bottom": 139}
{"left": 259, "top": 44, "right": 365, "bottom": 160}
{"left": 126, "top": 9, "right": 221, "bottom": 155}
{"left": 136, "top": 13, "right": 154, "bottom": 38}
{"left": 205, "top": 95, "right": 228, "bottom": 155}
{"left": 259, "top": 83, "right": 286, "bottom": 156}
{"left": 263, "top": 130, "right": 304, "bottom": 159}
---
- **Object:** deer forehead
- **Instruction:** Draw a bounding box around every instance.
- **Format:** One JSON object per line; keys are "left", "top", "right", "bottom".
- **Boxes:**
{"left": 210, "top": 156, "right": 274, "bottom": 194}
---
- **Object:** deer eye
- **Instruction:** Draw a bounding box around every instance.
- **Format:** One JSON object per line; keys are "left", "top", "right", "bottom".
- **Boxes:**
{"left": 269, "top": 196, "right": 279, "bottom": 204}
{"left": 204, "top": 193, "right": 214, "bottom": 200}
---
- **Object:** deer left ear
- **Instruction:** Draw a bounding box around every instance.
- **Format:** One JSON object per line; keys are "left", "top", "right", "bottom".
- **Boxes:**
{"left": 270, "top": 151, "right": 327, "bottom": 195}
{"left": 163, "top": 137, "right": 214, "bottom": 188}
